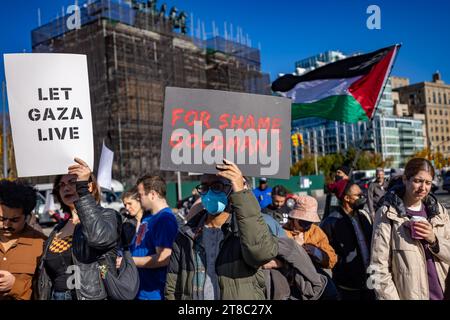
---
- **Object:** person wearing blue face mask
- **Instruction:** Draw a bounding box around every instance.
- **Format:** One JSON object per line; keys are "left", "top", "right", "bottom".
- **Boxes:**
{"left": 165, "top": 159, "right": 278, "bottom": 300}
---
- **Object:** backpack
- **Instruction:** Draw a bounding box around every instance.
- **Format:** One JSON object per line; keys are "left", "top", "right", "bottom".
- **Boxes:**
{"left": 99, "top": 213, "right": 140, "bottom": 300}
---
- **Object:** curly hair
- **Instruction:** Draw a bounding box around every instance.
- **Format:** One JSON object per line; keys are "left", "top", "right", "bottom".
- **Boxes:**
{"left": 0, "top": 179, "right": 37, "bottom": 216}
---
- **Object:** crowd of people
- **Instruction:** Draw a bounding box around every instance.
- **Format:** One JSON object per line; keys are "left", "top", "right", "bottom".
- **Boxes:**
{"left": 0, "top": 157, "right": 449, "bottom": 300}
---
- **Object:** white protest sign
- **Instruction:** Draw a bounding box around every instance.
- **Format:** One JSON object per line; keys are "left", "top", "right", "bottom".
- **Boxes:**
{"left": 97, "top": 141, "right": 114, "bottom": 190}
{"left": 4, "top": 53, "right": 94, "bottom": 177}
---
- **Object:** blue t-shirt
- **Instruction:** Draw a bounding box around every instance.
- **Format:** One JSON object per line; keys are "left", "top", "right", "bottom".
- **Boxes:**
{"left": 130, "top": 207, "right": 178, "bottom": 300}
{"left": 253, "top": 186, "right": 272, "bottom": 209}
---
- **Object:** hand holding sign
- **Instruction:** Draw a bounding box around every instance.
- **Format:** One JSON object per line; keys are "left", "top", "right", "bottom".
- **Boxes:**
{"left": 160, "top": 87, "right": 291, "bottom": 179}
{"left": 4, "top": 53, "right": 94, "bottom": 177}
{"left": 216, "top": 159, "right": 245, "bottom": 193}
{"left": 68, "top": 157, "right": 92, "bottom": 181}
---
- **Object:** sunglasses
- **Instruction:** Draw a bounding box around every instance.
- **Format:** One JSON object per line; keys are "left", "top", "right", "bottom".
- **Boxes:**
{"left": 196, "top": 182, "right": 232, "bottom": 196}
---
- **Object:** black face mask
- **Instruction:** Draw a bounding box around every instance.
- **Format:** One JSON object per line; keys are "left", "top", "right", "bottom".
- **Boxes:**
{"left": 335, "top": 175, "right": 343, "bottom": 182}
{"left": 352, "top": 196, "right": 367, "bottom": 211}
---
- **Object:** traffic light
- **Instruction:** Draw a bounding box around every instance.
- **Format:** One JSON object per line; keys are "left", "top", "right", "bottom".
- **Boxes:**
{"left": 291, "top": 134, "right": 299, "bottom": 147}
{"left": 298, "top": 133, "right": 304, "bottom": 146}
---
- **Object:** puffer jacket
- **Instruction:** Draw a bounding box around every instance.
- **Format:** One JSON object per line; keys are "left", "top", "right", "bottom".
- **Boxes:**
{"left": 35, "top": 191, "right": 120, "bottom": 300}
{"left": 276, "top": 237, "right": 328, "bottom": 300}
{"left": 164, "top": 190, "right": 278, "bottom": 300}
{"left": 370, "top": 188, "right": 450, "bottom": 300}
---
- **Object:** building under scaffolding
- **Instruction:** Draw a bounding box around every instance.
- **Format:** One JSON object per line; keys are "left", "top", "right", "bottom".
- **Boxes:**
{"left": 31, "top": 0, "right": 271, "bottom": 184}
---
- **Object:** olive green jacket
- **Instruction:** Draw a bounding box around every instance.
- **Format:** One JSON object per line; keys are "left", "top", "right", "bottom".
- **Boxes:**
{"left": 165, "top": 190, "right": 278, "bottom": 300}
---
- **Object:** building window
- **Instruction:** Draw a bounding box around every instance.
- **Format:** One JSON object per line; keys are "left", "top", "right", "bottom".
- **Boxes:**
{"left": 440, "top": 110, "right": 443, "bottom": 116}
{"left": 431, "top": 136, "right": 434, "bottom": 141}
{"left": 433, "top": 92, "right": 437, "bottom": 104}
{"left": 445, "top": 93, "right": 448, "bottom": 104}
{"left": 437, "top": 146, "right": 440, "bottom": 152}
{"left": 431, "top": 127, "right": 434, "bottom": 132}
{"left": 436, "top": 136, "right": 440, "bottom": 141}
{"left": 447, "top": 128, "right": 449, "bottom": 133}
{"left": 434, "top": 109, "right": 437, "bottom": 115}
{"left": 439, "top": 93, "right": 442, "bottom": 104}
{"left": 443, "top": 136, "right": 445, "bottom": 142}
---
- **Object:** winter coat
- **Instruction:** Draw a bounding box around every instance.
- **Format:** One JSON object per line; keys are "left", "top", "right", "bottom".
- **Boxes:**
{"left": 165, "top": 190, "right": 278, "bottom": 300}
{"left": 370, "top": 189, "right": 450, "bottom": 300}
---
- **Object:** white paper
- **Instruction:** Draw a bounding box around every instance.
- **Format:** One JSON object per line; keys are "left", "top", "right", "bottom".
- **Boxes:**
{"left": 43, "top": 190, "right": 56, "bottom": 213}
{"left": 4, "top": 53, "right": 94, "bottom": 177}
{"left": 97, "top": 141, "right": 114, "bottom": 190}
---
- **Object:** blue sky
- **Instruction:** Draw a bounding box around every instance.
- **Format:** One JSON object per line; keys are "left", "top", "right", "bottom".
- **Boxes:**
{"left": 1, "top": 0, "right": 450, "bottom": 89}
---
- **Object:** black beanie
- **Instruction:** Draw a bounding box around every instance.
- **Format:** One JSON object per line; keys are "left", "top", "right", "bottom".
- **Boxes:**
{"left": 338, "top": 165, "right": 350, "bottom": 176}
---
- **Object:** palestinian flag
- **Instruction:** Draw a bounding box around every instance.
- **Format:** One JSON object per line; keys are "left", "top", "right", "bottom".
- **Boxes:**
{"left": 272, "top": 45, "right": 400, "bottom": 123}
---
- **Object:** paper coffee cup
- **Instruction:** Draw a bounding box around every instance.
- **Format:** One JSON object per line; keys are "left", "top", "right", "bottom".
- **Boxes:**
{"left": 410, "top": 216, "right": 427, "bottom": 240}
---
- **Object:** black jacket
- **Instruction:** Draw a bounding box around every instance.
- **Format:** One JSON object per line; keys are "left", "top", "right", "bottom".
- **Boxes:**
{"left": 320, "top": 207, "right": 372, "bottom": 290}
{"left": 35, "top": 192, "right": 120, "bottom": 300}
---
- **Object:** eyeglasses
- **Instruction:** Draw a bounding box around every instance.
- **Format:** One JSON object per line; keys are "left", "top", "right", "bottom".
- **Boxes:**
{"left": 58, "top": 179, "right": 77, "bottom": 189}
{"left": 196, "top": 182, "right": 232, "bottom": 196}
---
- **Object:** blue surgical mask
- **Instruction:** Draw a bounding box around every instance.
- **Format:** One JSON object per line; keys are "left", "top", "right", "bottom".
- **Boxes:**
{"left": 201, "top": 190, "right": 229, "bottom": 215}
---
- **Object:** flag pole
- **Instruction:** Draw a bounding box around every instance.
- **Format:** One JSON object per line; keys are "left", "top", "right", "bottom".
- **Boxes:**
{"left": 349, "top": 44, "right": 402, "bottom": 177}
{"left": 2, "top": 80, "right": 8, "bottom": 179}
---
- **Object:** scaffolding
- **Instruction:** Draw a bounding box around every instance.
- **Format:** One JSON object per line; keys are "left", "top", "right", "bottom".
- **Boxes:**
{"left": 31, "top": 0, "right": 270, "bottom": 184}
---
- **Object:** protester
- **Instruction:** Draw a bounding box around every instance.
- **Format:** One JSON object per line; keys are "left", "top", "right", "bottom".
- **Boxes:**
{"left": 367, "top": 168, "right": 388, "bottom": 220}
{"left": 263, "top": 212, "right": 288, "bottom": 238}
{"left": 126, "top": 175, "right": 178, "bottom": 300}
{"left": 165, "top": 159, "right": 278, "bottom": 300}
{"left": 321, "top": 181, "right": 374, "bottom": 300}
{"left": 253, "top": 177, "right": 272, "bottom": 209}
{"left": 0, "top": 180, "right": 47, "bottom": 300}
{"left": 370, "top": 158, "right": 450, "bottom": 300}
{"left": 323, "top": 166, "right": 351, "bottom": 219}
{"left": 35, "top": 158, "right": 121, "bottom": 300}
{"left": 121, "top": 187, "right": 144, "bottom": 231}
{"left": 283, "top": 195, "right": 337, "bottom": 270}
{"left": 262, "top": 185, "right": 290, "bottom": 225}
{"left": 263, "top": 237, "right": 334, "bottom": 300}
